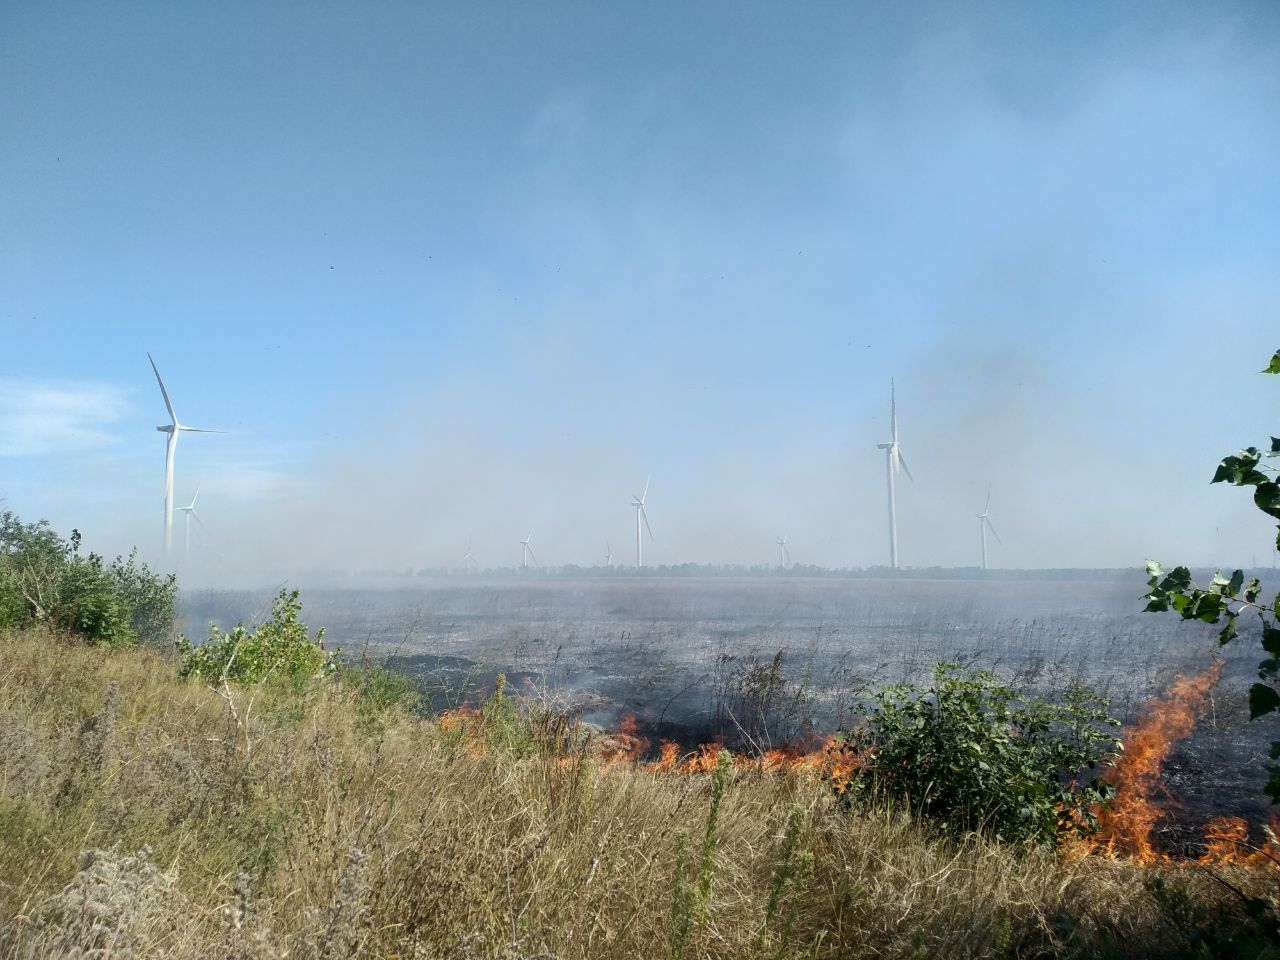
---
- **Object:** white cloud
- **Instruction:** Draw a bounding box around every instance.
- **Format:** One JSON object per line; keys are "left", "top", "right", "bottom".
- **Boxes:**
{"left": 0, "top": 380, "right": 129, "bottom": 457}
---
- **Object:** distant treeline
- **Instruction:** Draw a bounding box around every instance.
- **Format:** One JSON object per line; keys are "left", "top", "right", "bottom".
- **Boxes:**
{"left": 336, "top": 563, "right": 1171, "bottom": 582}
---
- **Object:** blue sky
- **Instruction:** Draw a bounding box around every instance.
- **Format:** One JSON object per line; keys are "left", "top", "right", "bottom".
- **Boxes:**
{"left": 2, "top": 2, "right": 1279, "bottom": 578}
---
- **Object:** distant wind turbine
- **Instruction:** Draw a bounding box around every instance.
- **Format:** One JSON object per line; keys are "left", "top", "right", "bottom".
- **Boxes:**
{"left": 463, "top": 538, "right": 476, "bottom": 573}
{"left": 149, "top": 354, "right": 220, "bottom": 553}
{"left": 520, "top": 532, "right": 536, "bottom": 570}
{"left": 176, "top": 483, "right": 207, "bottom": 558}
{"left": 776, "top": 535, "right": 791, "bottom": 568}
{"left": 605, "top": 540, "right": 613, "bottom": 568}
{"left": 631, "top": 476, "right": 654, "bottom": 568}
{"left": 875, "top": 378, "right": 913, "bottom": 569}
{"left": 977, "top": 488, "right": 1002, "bottom": 571}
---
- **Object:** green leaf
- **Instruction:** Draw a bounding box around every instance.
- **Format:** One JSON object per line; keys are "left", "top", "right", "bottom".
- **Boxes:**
{"left": 1245, "top": 578, "right": 1262, "bottom": 604}
{"left": 1267, "top": 764, "right": 1280, "bottom": 805}
{"left": 1250, "top": 683, "right": 1280, "bottom": 719}
{"left": 1255, "top": 482, "right": 1280, "bottom": 520}
{"left": 1260, "top": 658, "right": 1280, "bottom": 680}
{"left": 1219, "top": 612, "right": 1238, "bottom": 645}
{"left": 1145, "top": 559, "right": 1164, "bottom": 578}
{"left": 1269, "top": 437, "right": 1280, "bottom": 456}
{"left": 1213, "top": 451, "right": 1266, "bottom": 486}
{"left": 1263, "top": 621, "right": 1280, "bottom": 658}
{"left": 1228, "top": 569, "right": 1245, "bottom": 597}
{"left": 1160, "top": 567, "right": 1193, "bottom": 593}
{"left": 1196, "top": 593, "right": 1225, "bottom": 623}
{"left": 1263, "top": 349, "right": 1280, "bottom": 375}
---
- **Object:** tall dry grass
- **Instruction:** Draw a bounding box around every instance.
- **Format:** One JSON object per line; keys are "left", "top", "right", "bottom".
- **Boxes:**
{"left": 0, "top": 627, "right": 1269, "bottom": 959}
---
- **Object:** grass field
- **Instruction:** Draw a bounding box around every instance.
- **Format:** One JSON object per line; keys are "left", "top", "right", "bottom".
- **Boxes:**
{"left": 2, "top": 625, "right": 1277, "bottom": 959}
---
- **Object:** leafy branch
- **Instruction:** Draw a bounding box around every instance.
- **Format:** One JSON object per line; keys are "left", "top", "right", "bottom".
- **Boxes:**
{"left": 1143, "top": 348, "right": 1280, "bottom": 800}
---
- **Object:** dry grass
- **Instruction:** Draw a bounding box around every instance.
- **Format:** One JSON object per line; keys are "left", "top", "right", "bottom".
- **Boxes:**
{"left": 0, "top": 627, "right": 1272, "bottom": 959}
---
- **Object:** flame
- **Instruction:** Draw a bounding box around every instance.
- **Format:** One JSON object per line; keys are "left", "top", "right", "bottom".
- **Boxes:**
{"left": 437, "top": 705, "right": 481, "bottom": 733}
{"left": 598, "top": 713, "right": 650, "bottom": 768}
{"left": 1087, "top": 662, "right": 1222, "bottom": 862}
{"left": 438, "top": 668, "right": 1280, "bottom": 869}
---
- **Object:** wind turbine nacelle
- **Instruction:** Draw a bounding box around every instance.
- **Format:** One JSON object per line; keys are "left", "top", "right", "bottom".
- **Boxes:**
{"left": 157, "top": 424, "right": 175, "bottom": 434}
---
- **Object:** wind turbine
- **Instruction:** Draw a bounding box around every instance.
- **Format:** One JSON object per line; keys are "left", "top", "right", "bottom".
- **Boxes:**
{"left": 175, "top": 483, "right": 207, "bottom": 558}
{"left": 776, "top": 535, "right": 791, "bottom": 568}
{"left": 631, "top": 476, "right": 654, "bottom": 568}
{"left": 520, "top": 532, "right": 536, "bottom": 570}
{"left": 463, "top": 538, "right": 476, "bottom": 573}
{"left": 149, "top": 354, "right": 220, "bottom": 553}
{"left": 977, "top": 488, "right": 1002, "bottom": 571}
{"left": 875, "top": 378, "right": 913, "bottom": 569}
{"left": 605, "top": 540, "right": 613, "bottom": 568}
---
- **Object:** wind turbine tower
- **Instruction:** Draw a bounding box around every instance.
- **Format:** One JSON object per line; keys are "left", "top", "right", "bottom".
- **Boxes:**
{"left": 875, "top": 378, "right": 913, "bottom": 569}
{"left": 463, "top": 539, "right": 476, "bottom": 573}
{"left": 605, "top": 540, "right": 613, "bottom": 568}
{"left": 149, "top": 354, "right": 220, "bottom": 553}
{"left": 520, "top": 532, "right": 536, "bottom": 570}
{"left": 977, "top": 489, "right": 1002, "bottom": 571}
{"left": 175, "top": 483, "right": 206, "bottom": 558}
{"left": 776, "top": 535, "right": 790, "bottom": 568}
{"left": 631, "top": 476, "right": 654, "bottom": 568}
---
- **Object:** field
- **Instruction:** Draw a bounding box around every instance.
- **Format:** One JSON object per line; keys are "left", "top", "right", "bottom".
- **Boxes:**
{"left": 2, "top": 623, "right": 1277, "bottom": 959}
{"left": 183, "top": 575, "right": 1271, "bottom": 841}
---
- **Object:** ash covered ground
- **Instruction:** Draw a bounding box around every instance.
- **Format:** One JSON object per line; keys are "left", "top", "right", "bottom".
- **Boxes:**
{"left": 183, "top": 576, "right": 1270, "bottom": 839}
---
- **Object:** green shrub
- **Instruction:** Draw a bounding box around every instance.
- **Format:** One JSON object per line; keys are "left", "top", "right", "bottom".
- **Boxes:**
{"left": 0, "top": 512, "right": 176, "bottom": 647}
{"left": 839, "top": 663, "right": 1121, "bottom": 847}
{"left": 177, "top": 589, "right": 335, "bottom": 685}
{"left": 336, "top": 660, "right": 421, "bottom": 716}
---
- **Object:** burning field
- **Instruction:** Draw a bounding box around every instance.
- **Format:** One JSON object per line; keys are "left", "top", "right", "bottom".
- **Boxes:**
{"left": 435, "top": 656, "right": 1277, "bottom": 869}
{"left": 187, "top": 577, "right": 1278, "bottom": 854}
{"left": 3, "top": 622, "right": 1280, "bottom": 959}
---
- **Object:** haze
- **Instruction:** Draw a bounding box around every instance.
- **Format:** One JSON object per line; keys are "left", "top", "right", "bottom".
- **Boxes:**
{"left": 2, "top": 2, "right": 1279, "bottom": 582}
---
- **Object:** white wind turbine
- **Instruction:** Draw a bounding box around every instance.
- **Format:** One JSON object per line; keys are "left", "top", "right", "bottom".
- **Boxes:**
{"left": 875, "top": 378, "right": 913, "bottom": 569}
{"left": 977, "top": 488, "right": 1002, "bottom": 571}
{"left": 463, "top": 538, "right": 476, "bottom": 573}
{"left": 149, "top": 354, "right": 220, "bottom": 554}
{"left": 520, "top": 532, "right": 536, "bottom": 570}
{"left": 176, "top": 483, "right": 207, "bottom": 558}
{"left": 605, "top": 540, "right": 613, "bottom": 568}
{"left": 631, "top": 476, "right": 654, "bottom": 568}
{"left": 776, "top": 535, "right": 791, "bottom": 568}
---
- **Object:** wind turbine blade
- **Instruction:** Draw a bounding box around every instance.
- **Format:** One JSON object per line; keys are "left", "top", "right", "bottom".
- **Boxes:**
{"left": 896, "top": 449, "right": 914, "bottom": 483}
{"left": 984, "top": 487, "right": 991, "bottom": 514}
{"left": 986, "top": 518, "right": 1002, "bottom": 546}
{"left": 148, "top": 353, "right": 178, "bottom": 424}
{"left": 191, "top": 482, "right": 201, "bottom": 509}
{"left": 191, "top": 511, "right": 209, "bottom": 534}
{"left": 178, "top": 426, "right": 225, "bottom": 434}
{"left": 527, "top": 546, "right": 537, "bottom": 564}
{"left": 641, "top": 474, "right": 651, "bottom": 503}
{"left": 640, "top": 505, "right": 654, "bottom": 540}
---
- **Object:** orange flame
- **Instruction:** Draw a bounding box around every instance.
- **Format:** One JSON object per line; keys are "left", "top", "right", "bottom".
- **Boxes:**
{"left": 1088, "top": 662, "right": 1222, "bottom": 862}
{"left": 598, "top": 713, "right": 651, "bottom": 768}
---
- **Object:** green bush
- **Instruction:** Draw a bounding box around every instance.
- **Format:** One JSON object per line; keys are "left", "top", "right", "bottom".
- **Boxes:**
{"left": 839, "top": 663, "right": 1121, "bottom": 847}
{"left": 0, "top": 512, "right": 177, "bottom": 647}
{"left": 336, "top": 660, "right": 421, "bottom": 717}
{"left": 178, "top": 589, "right": 336, "bottom": 685}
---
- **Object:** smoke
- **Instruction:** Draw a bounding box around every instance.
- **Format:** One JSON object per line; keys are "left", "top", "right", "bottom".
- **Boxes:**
{"left": 5, "top": 4, "right": 1279, "bottom": 582}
